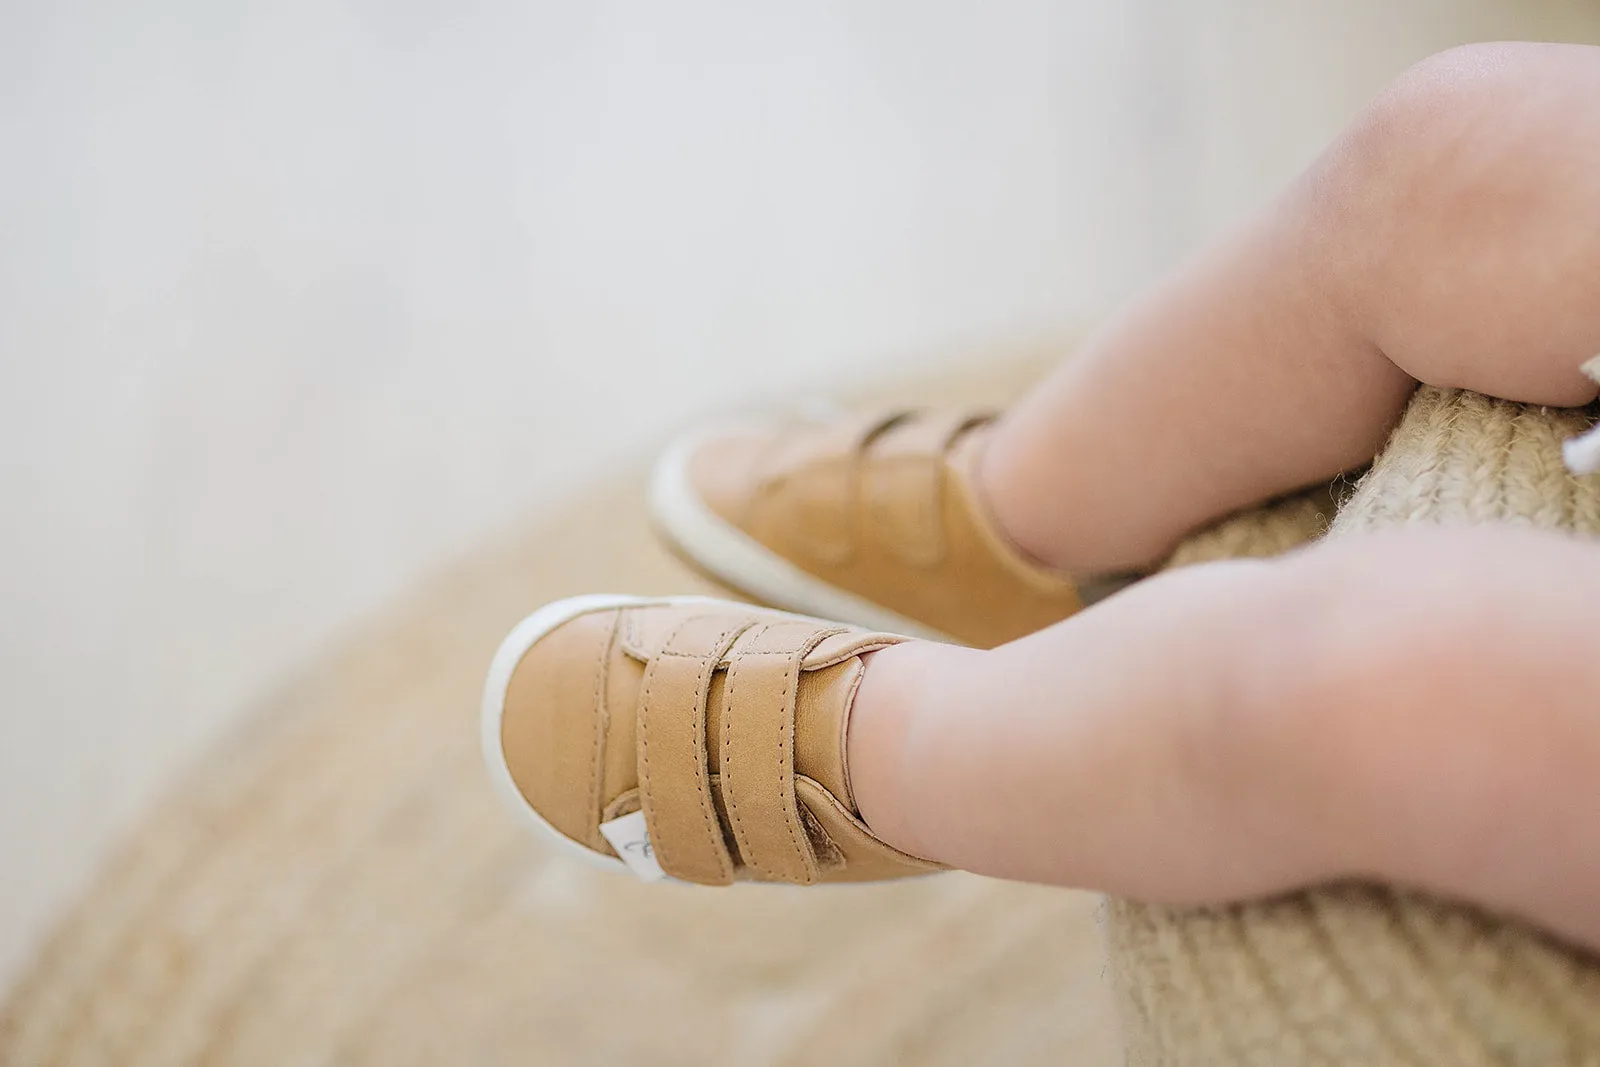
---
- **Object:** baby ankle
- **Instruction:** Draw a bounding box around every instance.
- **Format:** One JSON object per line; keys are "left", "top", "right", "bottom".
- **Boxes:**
{"left": 976, "top": 424, "right": 1169, "bottom": 581}
{"left": 844, "top": 643, "right": 940, "bottom": 860}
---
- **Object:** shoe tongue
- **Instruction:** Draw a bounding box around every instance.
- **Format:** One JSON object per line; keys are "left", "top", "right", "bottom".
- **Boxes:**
{"left": 703, "top": 653, "right": 864, "bottom": 813}
{"left": 793, "top": 657, "right": 864, "bottom": 808}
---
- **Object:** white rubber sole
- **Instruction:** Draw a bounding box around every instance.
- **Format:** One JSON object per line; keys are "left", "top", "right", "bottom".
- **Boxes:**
{"left": 480, "top": 593, "right": 725, "bottom": 874}
{"left": 649, "top": 428, "right": 954, "bottom": 643}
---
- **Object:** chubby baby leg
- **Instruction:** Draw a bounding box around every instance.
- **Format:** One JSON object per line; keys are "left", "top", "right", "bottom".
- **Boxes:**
{"left": 846, "top": 524, "right": 1600, "bottom": 952}
{"left": 983, "top": 42, "right": 1600, "bottom": 577}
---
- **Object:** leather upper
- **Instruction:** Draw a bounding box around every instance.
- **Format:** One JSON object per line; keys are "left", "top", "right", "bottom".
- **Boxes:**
{"left": 499, "top": 599, "right": 943, "bottom": 885}
{"left": 686, "top": 411, "right": 1085, "bottom": 648}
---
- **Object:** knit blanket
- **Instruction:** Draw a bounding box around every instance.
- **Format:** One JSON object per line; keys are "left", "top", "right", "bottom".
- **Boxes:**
{"left": 1111, "top": 386, "right": 1600, "bottom": 1066}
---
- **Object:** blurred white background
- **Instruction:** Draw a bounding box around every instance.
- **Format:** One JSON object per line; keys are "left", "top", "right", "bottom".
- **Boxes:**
{"left": 2, "top": 0, "right": 1597, "bottom": 990}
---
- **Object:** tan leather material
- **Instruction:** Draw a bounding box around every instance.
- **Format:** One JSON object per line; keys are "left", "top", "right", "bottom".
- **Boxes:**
{"left": 623, "top": 610, "right": 891, "bottom": 674}
{"left": 794, "top": 778, "right": 945, "bottom": 882}
{"left": 792, "top": 659, "right": 861, "bottom": 806}
{"left": 635, "top": 614, "right": 751, "bottom": 885}
{"left": 500, "top": 609, "right": 618, "bottom": 851}
{"left": 802, "top": 628, "right": 906, "bottom": 670}
{"left": 599, "top": 638, "right": 644, "bottom": 813}
{"left": 600, "top": 787, "right": 641, "bottom": 823}
{"left": 752, "top": 412, "right": 896, "bottom": 565}
{"left": 717, "top": 622, "right": 836, "bottom": 885}
{"left": 677, "top": 410, "right": 1087, "bottom": 648}
{"left": 496, "top": 598, "right": 940, "bottom": 885}
{"left": 863, "top": 410, "right": 984, "bottom": 567}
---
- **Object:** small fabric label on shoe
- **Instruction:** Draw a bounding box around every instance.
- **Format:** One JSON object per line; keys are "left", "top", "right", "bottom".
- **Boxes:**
{"left": 599, "top": 810, "right": 667, "bottom": 882}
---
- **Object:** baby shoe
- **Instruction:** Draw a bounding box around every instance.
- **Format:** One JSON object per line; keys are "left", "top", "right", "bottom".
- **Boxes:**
{"left": 482, "top": 594, "right": 944, "bottom": 885}
{"left": 650, "top": 409, "right": 1104, "bottom": 649}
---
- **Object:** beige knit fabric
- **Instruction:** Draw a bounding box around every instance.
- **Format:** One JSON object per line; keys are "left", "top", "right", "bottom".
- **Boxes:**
{"left": 1110, "top": 386, "right": 1600, "bottom": 1066}
{"left": 3, "top": 361, "right": 1598, "bottom": 1065}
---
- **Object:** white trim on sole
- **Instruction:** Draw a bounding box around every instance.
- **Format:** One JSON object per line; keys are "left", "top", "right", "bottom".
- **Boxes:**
{"left": 649, "top": 429, "right": 956, "bottom": 644}
{"left": 480, "top": 593, "right": 722, "bottom": 875}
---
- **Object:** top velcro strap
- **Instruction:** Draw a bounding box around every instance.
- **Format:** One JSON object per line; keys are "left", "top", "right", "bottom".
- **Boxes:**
{"left": 717, "top": 621, "right": 843, "bottom": 885}
{"left": 860, "top": 411, "right": 990, "bottom": 566}
{"left": 750, "top": 412, "right": 911, "bottom": 565}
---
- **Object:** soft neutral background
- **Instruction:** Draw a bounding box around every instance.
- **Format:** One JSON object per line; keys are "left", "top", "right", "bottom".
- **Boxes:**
{"left": 3, "top": 0, "right": 1598, "bottom": 992}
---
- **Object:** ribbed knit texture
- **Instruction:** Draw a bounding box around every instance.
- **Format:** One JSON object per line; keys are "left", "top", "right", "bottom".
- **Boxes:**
{"left": 1111, "top": 386, "right": 1600, "bottom": 1066}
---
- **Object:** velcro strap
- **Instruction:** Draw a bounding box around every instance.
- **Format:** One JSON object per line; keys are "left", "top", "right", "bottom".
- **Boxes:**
{"left": 863, "top": 411, "right": 991, "bottom": 566}
{"left": 717, "top": 621, "right": 840, "bottom": 884}
{"left": 635, "top": 614, "right": 754, "bottom": 884}
{"left": 759, "top": 410, "right": 909, "bottom": 473}
{"left": 754, "top": 411, "right": 911, "bottom": 564}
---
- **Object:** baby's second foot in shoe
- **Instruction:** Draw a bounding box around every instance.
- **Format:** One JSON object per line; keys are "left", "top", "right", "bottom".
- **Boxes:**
{"left": 652, "top": 409, "right": 1090, "bottom": 648}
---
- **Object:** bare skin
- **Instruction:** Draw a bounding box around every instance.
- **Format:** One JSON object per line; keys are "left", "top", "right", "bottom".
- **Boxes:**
{"left": 852, "top": 528, "right": 1600, "bottom": 953}
{"left": 844, "top": 42, "right": 1600, "bottom": 952}
{"left": 984, "top": 41, "right": 1600, "bottom": 575}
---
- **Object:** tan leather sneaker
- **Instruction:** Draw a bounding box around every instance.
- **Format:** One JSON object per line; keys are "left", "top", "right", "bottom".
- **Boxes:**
{"left": 482, "top": 594, "right": 944, "bottom": 885}
{"left": 651, "top": 409, "right": 1101, "bottom": 649}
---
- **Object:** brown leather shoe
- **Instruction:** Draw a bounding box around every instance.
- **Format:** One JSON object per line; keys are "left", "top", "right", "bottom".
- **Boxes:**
{"left": 482, "top": 595, "right": 944, "bottom": 885}
{"left": 651, "top": 409, "right": 1096, "bottom": 648}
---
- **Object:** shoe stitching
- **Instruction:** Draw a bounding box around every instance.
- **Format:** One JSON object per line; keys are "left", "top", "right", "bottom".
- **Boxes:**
{"left": 637, "top": 613, "right": 735, "bottom": 882}
{"left": 772, "top": 644, "right": 810, "bottom": 884}
{"left": 587, "top": 611, "right": 618, "bottom": 849}
{"left": 720, "top": 623, "right": 771, "bottom": 878}
{"left": 721, "top": 625, "right": 824, "bottom": 884}
{"left": 678, "top": 616, "right": 753, "bottom": 881}
{"left": 765, "top": 623, "right": 837, "bottom": 884}
{"left": 635, "top": 614, "right": 696, "bottom": 876}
